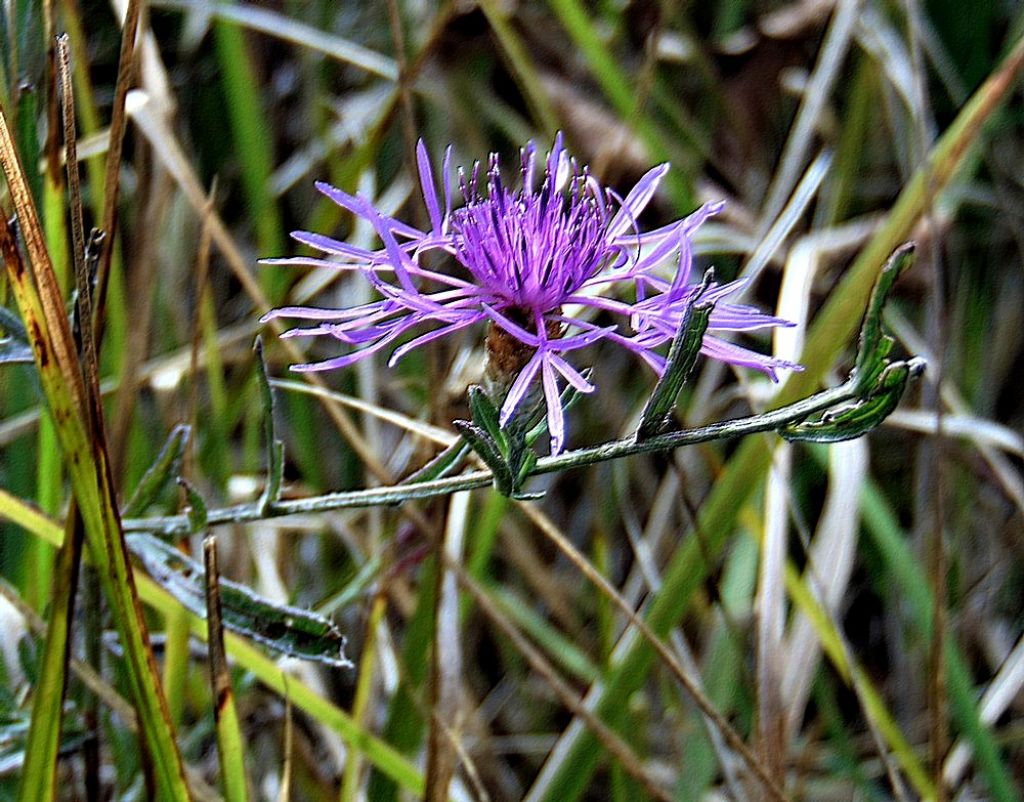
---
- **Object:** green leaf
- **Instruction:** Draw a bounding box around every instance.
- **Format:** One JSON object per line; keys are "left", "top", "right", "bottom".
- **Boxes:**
{"left": 468, "top": 384, "right": 505, "bottom": 448}
{"left": 122, "top": 424, "right": 191, "bottom": 518}
{"left": 254, "top": 337, "right": 284, "bottom": 514}
{"left": 453, "top": 420, "right": 515, "bottom": 497}
{"left": 399, "top": 440, "right": 471, "bottom": 486}
{"left": 0, "top": 336, "right": 34, "bottom": 365}
{"left": 853, "top": 243, "right": 915, "bottom": 393}
{"left": 19, "top": 518, "right": 81, "bottom": 802}
{"left": 783, "top": 358, "right": 925, "bottom": 443}
{"left": 176, "top": 478, "right": 208, "bottom": 534}
{"left": 637, "top": 281, "right": 714, "bottom": 441}
{"left": 127, "top": 533, "right": 351, "bottom": 668}
{"left": 783, "top": 244, "right": 923, "bottom": 444}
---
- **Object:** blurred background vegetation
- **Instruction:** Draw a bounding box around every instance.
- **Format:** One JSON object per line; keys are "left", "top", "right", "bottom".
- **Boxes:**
{"left": 0, "top": 0, "right": 1023, "bottom": 800}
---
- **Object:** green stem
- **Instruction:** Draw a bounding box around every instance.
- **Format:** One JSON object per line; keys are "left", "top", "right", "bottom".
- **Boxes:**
{"left": 123, "top": 378, "right": 854, "bottom": 536}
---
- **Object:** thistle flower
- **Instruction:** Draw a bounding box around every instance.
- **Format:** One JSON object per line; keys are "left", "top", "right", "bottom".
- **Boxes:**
{"left": 262, "top": 134, "right": 799, "bottom": 454}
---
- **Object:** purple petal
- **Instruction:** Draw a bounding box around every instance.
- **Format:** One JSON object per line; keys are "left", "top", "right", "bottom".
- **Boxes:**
{"left": 522, "top": 140, "right": 538, "bottom": 194}
{"left": 700, "top": 335, "right": 802, "bottom": 381}
{"left": 546, "top": 132, "right": 567, "bottom": 190}
{"left": 262, "top": 256, "right": 367, "bottom": 271}
{"left": 291, "top": 231, "right": 381, "bottom": 262}
{"left": 387, "top": 313, "right": 485, "bottom": 366}
{"left": 481, "top": 305, "right": 542, "bottom": 348}
{"left": 261, "top": 303, "right": 387, "bottom": 323}
{"left": 708, "top": 305, "right": 795, "bottom": 332}
{"left": 355, "top": 196, "right": 421, "bottom": 294}
{"left": 606, "top": 164, "right": 669, "bottom": 241}
{"left": 562, "top": 295, "right": 637, "bottom": 317}
{"left": 288, "top": 330, "right": 402, "bottom": 372}
{"left": 541, "top": 358, "right": 565, "bottom": 455}
{"left": 315, "top": 180, "right": 364, "bottom": 216}
{"left": 442, "top": 145, "right": 454, "bottom": 230}
{"left": 417, "top": 139, "right": 443, "bottom": 233}
{"left": 499, "top": 351, "right": 544, "bottom": 426}
{"left": 549, "top": 354, "right": 595, "bottom": 394}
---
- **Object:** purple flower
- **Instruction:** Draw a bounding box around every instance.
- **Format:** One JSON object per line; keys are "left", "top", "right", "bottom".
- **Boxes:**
{"left": 262, "top": 135, "right": 799, "bottom": 454}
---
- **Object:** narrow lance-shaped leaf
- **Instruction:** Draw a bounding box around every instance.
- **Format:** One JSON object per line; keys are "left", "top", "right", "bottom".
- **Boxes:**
{"left": 128, "top": 533, "right": 351, "bottom": 668}
{"left": 400, "top": 440, "right": 471, "bottom": 486}
{"left": 176, "top": 477, "right": 208, "bottom": 534}
{"left": 853, "top": 242, "right": 914, "bottom": 394}
{"left": 452, "top": 419, "right": 515, "bottom": 497}
{"left": 783, "top": 358, "right": 925, "bottom": 443}
{"left": 511, "top": 451, "right": 544, "bottom": 501}
{"left": 475, "top": 378, "right": 540, "bottom": 493}
{"left": 17, "top": 516, "right": 83, "bottom": 802}
{"left": 468, "top": 384, "right": 505, "bottom": 447}
{"left": 254, "top": 336, "right": 284, "bottom": 514}
{"left": 637, "top": 276, "right": 715, "bottom": 441}
{"left": 122, "top": 424, "right": 191, "bottom": 518}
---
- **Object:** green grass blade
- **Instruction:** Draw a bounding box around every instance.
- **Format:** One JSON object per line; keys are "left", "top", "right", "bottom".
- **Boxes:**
{"left": 782, "top": 560, "right": 932, "bottom": 797}
{"left": 476, "top": 0, "right": 560, "bottom": 137}
{"left": 545, "top": 0, "right": 694, "bottom": 208}
{"left": 213, "top": 20, "right": 285, "bottom": 297}
{"left": 204, "top": 537, "right": 250, "bottom": 802}
{"left": 17, "top": 516, "right": 82, "bottom": 802}
{"left": 0, "top": 488, "right": 63, "bottom": 546}
{"left": 340, "top": 592, "right": 387, "bottom": 802}
{"left": 0, "top": 110, "right": 191, "bottom": 799}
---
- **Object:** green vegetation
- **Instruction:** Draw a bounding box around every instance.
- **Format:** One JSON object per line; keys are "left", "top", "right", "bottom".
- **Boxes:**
{"left": 0, "top": 0, "right": 1022, "bottom": 799}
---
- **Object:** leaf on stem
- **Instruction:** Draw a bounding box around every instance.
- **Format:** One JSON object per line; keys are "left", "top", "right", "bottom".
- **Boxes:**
{"left": 452, "top": 419, "right": 515, "bottom": 497}
{"left": 176, "top": 477, "right": 208, "bottom": 534}
{"left": 783, "top": 358, "right": 926, "bottom": 443}
{"left": 399, "top": 440, "right": 471, "bottom": 486}
{"left": 636, "top": 274, "right": 715, "bottom": 441}
{"left": 468, "top": 385, "right": 505, "bottom": 447}
{"left": 254, "top": 337, "right": 284, "bottom": 514}
{"left": 128, "top": 533, "right": 351, "bottom": 668}
{"left": 784, "top": 243, "right": 924, "bottom": 443}
{"left": 852, "top": 242, "right": 914, "bottom": 394}
{"left": 122, "top": 424, "right": 191, "bottom": 518}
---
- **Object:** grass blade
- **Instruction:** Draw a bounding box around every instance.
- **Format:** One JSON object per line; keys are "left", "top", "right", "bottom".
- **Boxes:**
{"left": 122, "top": 424, "right": 190, "bottom": 518}
{"left": 17, "top": 513, "right": 83, "bottom": 802}
{"left": 0, "top": 103, "right": 191, "bottom": 799}
{"left": 204, "top": 536, "right": 250, "bottom": 802}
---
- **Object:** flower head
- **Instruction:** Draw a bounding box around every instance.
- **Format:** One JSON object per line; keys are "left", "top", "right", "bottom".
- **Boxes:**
{"left": 262, "top": 134, "right": 799, "bottom": 453}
